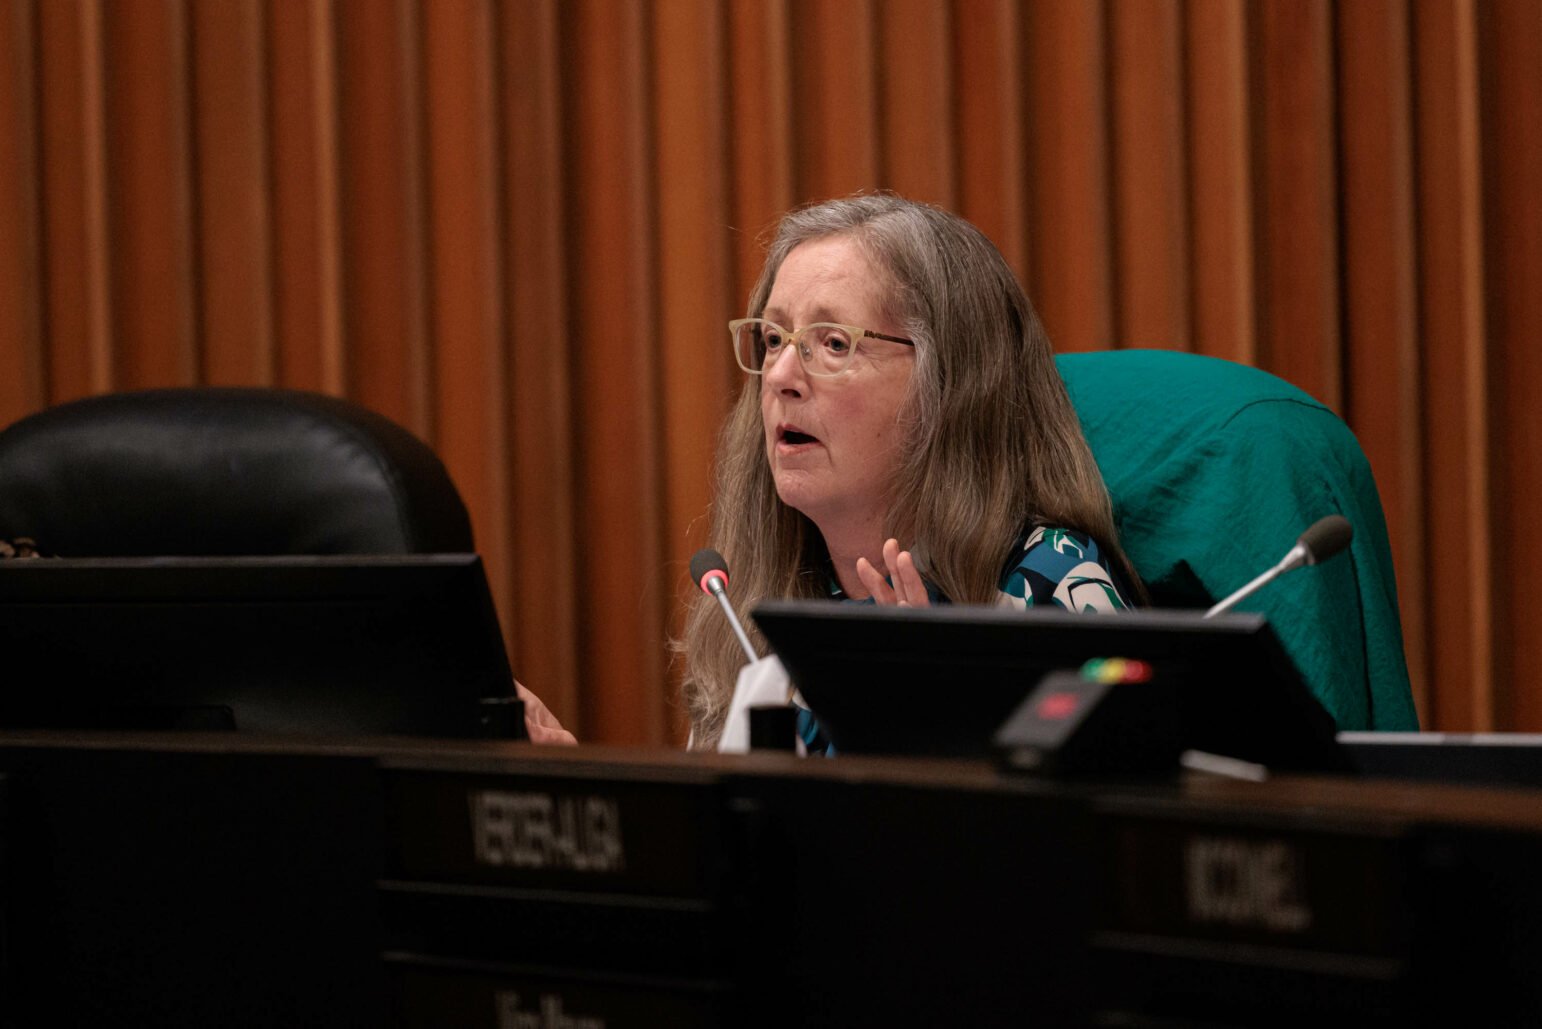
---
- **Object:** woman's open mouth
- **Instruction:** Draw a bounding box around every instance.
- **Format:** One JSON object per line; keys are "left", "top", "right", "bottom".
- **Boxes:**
{"left": 777, "top": 424, "right": 820, "bottom": 449}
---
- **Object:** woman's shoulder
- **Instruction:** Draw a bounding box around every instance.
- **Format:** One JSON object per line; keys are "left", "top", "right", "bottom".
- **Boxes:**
{"left": 997, "top": 526, "right": 1128, "bottom": 612}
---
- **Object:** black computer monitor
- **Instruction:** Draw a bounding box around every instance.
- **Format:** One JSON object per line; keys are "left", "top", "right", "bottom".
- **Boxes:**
{"left": 751, "top": 601, "right": 1344, "bottom": 770}
{"left": 0, "top": 555, "right": 515, "bottom": 738}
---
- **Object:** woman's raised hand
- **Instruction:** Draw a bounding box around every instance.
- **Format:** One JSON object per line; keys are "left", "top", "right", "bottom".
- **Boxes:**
{"left": 855, "top": 538, "right": 930, "bottom": 608}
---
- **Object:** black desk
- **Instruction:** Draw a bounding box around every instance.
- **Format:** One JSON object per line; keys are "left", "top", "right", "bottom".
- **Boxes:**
{"left": 2, "top": 732, "right": 1541, "bottom": 1027}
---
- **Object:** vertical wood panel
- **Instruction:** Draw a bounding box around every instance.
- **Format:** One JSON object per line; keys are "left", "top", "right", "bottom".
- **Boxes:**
{"left": 564, "top": 0, "right": 665, "bottom": 745}
{"left": 1338, "top": 0, "right": 1425, "bottom": 721}
{"left": 100, "top": 0, "right": 197, "bottom": 389}
{"left": 878, "top": 0, "right": 954, "bottom": 208}
{"left": 1185, "top": 0, "right": 1255, "bottom": 363}
{"left": 790, "top": 0, "right": 878, "bottom": 203}
{"left": 36, "top": 0, "right": 113, "bottom": 402}
{"left": 1109, "top": 0, "right": 1190, "bottom": 348}
{"left": 725, "top": 0, "right": 793, "bottom": 305}
{"left": 190, "top": 0, "right": 274, "bottom": 385}
{"left": 653, "top": 0, "right": 735, "bottom": 556}
{"left": 501, "top": 0, "right": 579, "bottom": 725}
{"left": 1023, "top": 0, "right": 1113, "bottom": 351}
{"left": 421, "top": 0, "right": 513, "bottom": 660}
{"left": 953, "top": 0, "right": 1027, "bottom": 286}
{"left": 654, "top": 0, "right": 735, "bottom": 743}
{"left": 267, "top": 0, "right": 345, "bottom": 394}
{"left": 1251, "top": 0, "right": 1340, "bottom": 408}
{"left": 1415, "top": 0, "right": 1492, "bottom": 730}
{"left": 0, "top": 0, "right": 45, "bottom": 424}
{"left": 1483, "top": 0, "right": 1542, "bottom": 731}
{"left": 334, "top": 0, "right": 430, "bottom": 431}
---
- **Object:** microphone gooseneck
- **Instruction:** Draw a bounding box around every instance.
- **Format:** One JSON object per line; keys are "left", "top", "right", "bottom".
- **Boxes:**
{"left": 689, "top": 548, "right": 758, "bottom": 664}
{"left": 1204, "top": 515, "right": 1355, "bottom": 618}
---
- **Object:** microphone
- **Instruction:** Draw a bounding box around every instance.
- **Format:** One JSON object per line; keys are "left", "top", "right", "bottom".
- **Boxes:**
{"left": 689, "top": 548, "right": 758, "bottom": 664}
{"left": 1204, "top": 514, "right": 1353, "bottom": 618}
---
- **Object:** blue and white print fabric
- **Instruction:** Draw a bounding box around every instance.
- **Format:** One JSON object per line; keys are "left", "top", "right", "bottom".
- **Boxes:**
{"left": 997, "top": 526, "right": 1129, "bottom": 612}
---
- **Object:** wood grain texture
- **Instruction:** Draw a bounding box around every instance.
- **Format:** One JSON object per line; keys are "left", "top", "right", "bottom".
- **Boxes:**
{"left": 725, "top": 0, "right": 793, "bottom": 305}
{"left": 333, "top": 0, "right": 429, "bottom": 432}
{"left": 1109, "top": 0, "right": 1189, "bottom": 349}
{"left": 652, "top": 1, "right": 735, "bottom": 551}
{"left": 878, "top": 0, "right": 954, "bottom": 208}
{"left": 101, "top": 0, "right": 197, "bottom": 389}
{"left": 1415, "top": 0, "right": 1492, "bottom": 731}
{"left": 1337, "top": 0, "right": 1425, "bottom": 722}
{"left": 1251, "top": 0, "right": 1340, "bottom": 409}
{"left": 35, "top": 0, "right": 113, "bottom": 402}
{"left": 1023, "top": 0, "right": 1113, "bottom": 352}
{"left": 0, "top": 0, "right": 45, "bottom": 424}
{"left": 653, "top": 0, "right": 736, "bottom": 743}
{"left": 790, "top": 0, "right": 878, "bottom": 204}
{"left": 190, "top": 0, "right": 275, "bottom": 385}
{"left": 501, "top": 0, "right": 579, "bottom": 727}
{"left": 420, "top": 0, "right": 513, "bottom": 667}
{"left": 1482, "top": 0, "right": 1542, "bottom": 731}
{"left": 267, "top": 0, "right": 345, "bottom": 394}
{"left": 562, "top": 0, "right": 665, "bottom": 745}
{"left": 953, "top": 0, "right": 1027, "bottom": 286}
{"left": 1185, "top": 0, "right": 1255, "bottom": 363}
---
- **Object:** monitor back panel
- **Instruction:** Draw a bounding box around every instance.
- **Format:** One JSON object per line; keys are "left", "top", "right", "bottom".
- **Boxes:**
{"left": 0, "top": 555, "right": 513, "bottom": 737}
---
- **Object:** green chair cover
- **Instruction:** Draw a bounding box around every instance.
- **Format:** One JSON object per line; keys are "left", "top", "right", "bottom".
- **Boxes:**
{"left": 1056, "top": 349, "right": 1418, "bottom": 731}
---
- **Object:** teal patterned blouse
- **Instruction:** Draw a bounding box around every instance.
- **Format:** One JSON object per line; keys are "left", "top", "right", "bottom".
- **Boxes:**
{"left": 996, "top": 526, "right": 1129, "bottom": 612}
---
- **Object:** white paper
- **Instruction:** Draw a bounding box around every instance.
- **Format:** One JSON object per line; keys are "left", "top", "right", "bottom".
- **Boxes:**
{"left": 717, "top": 654, "right": 804, "bottom": 754}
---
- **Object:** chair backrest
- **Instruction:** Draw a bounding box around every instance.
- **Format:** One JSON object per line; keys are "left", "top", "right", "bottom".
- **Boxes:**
{"left": 1056, "top": 349, "right": 1418, "bottom": 732}
{"left": 0, "top": 388, "right": 474, "bottom": 557}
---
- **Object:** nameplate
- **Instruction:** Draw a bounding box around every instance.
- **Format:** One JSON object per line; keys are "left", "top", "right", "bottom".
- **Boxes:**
{"left": 1099, "top": 814, "right": 1409, "bottom": 960}
{"left": 383, "top": 769, "right": 723, "bottom": 898}
{"left": 386, "top": 960, "right": 725, "bottom": 1029}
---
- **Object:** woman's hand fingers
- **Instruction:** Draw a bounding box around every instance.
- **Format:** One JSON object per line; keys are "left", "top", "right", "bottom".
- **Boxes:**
{"left": 526, "top": 721, "right": 578, "bottom": 745}
{"left": 860, "top": 540, "right": 929, "bottom": 607}
{"left": 515, "top": 680, "right": 578, "bottom": 745}
{"left": 880, "top": 539, "right": 910, "bottom": 606}
{"left": 892, "top": 547, "right": 930, "bottom": 608}
{"left": 856, "top": 555, "right": 896, "bottom": 604}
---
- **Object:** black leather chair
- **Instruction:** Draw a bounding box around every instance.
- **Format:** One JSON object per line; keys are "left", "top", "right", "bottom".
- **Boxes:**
{"left": 0, "top": 388, "right": 473, "bottom": 557}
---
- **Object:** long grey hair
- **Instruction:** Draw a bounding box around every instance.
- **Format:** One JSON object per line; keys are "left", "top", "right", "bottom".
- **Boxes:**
{"left": 680, "top": 193, "right": 1143, "bottom": 749}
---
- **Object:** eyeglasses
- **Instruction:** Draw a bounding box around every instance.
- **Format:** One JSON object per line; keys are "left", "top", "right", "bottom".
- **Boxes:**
{"left": 729, "top": 318, "right": 915, "bottom": 377}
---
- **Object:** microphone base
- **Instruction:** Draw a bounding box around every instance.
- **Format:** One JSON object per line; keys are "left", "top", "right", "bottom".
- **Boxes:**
{"left": 748, "top": 704, "right": 800, "bottom": 752}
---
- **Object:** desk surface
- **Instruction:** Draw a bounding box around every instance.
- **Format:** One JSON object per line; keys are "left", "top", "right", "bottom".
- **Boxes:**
{"left": 2, "top": 730, "right": 1541, "bottom": 1028}
{"left": 8, "top": 726, "right": 1542, "bottom": 826}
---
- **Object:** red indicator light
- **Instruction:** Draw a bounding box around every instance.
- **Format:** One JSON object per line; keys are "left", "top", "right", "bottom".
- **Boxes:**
{"left": 1037, "top": 691, "right": 1080, "bottom": 720}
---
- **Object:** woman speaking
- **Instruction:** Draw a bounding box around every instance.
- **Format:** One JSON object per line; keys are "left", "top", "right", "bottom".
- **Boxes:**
{"left": 681, "top": 193, "right": 1143, "bottom": 751}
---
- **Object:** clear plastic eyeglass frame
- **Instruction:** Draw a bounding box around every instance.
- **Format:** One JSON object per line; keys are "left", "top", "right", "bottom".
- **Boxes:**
{"left": 728, "top": 317, "right": 915, "bottom": 377}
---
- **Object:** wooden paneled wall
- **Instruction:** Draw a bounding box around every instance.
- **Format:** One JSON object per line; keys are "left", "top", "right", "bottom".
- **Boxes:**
{"left": 2, "top": 0, "right": 1539, "bottom": 742}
